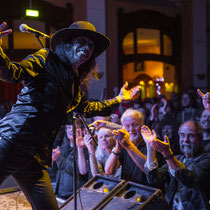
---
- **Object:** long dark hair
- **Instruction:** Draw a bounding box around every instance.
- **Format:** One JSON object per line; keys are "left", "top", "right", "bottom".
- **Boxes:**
{"left": 78, "top": 57, "right": 102, "bottom": 88}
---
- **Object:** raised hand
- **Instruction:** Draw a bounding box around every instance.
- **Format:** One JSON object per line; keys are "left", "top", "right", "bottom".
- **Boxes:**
{"left": 150, "top": 103, "right": 158, "bottom": 121}
{"left": 197, "top": 89, "right": 210, "bottom": 113}
{"left": 141, "top": 125, "right": 157, "bottom": 145}
{"left": 76, "top": 128, "right": 85, "bottom": 148}
{"left": 84, "top": 133, "right": 95, "bottom": 154}
{"left": 52, "top": 146, "right": 61, "bottom": 162}
{"left": 113, "top": 128, "right": 133, "bottom": 149}
{"left": 151, "top": 135, "right": 173, "bottom": 157}
{"left": 89, "top": 120, "right": 107, "bottom": 130}
{"left": 0, "top": 22, "right": 12, "bottom": 46}
{"left": 160, "top": 98, "right": 167, "bottom": 115}
{"left": 117, "top": 81, "right": 141, "bottom": 103}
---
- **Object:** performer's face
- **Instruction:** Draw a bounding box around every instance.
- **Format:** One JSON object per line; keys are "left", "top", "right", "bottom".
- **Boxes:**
{"left": 70, "top": 36, "right": 95, "bottom": 68}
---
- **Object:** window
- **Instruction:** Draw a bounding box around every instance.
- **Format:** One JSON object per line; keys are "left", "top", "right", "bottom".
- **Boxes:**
{"left": 137, "top": 28, "right": 160, "bottom": 54}
{"left": 163, "top": 34, "right": 172, "bottom": 56}
{"left": 123, "top": 32, "right": 134, "bottom": 55}
{"left": 122, "top": 28, "right": 175, "bottom": 99}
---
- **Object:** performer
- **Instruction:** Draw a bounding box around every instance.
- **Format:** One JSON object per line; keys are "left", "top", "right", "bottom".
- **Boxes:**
{"left": 0, "top": 21, "right": 140, "bottom": 209}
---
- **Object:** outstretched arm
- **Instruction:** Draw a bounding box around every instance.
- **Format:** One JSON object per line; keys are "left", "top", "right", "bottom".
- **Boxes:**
{"left": 105, "top": 140, "right": 122, "bottom": 175}
{"left": 197, "top": 89, "right": 210, "bottom": 114}
{"left": 0, "top": 22, "right": 48, "bottom": 83}
{"left": 72, "top": 82, "right": 141, "bottom": 117}
{"left": 84, "top": 133, "right": 101, "bottom": 176}
{"left": 76, "top": 129, "right": 88, "bottom": 175}
{"left": 115, "top": 81, "right": 141, "bottom": 103}
{"left": 0, "top": 22, "right": 12, "bottom": 44}
{"left": 89, "top": 120, "right": 122, "bottom": 131}
{"left": 141, "top": 125, "right": 157, "bottom": 169}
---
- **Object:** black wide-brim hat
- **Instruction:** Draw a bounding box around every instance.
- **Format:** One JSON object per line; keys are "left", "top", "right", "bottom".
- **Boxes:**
{"left": 51, "top": 21, "right": 110, "bottom": 58}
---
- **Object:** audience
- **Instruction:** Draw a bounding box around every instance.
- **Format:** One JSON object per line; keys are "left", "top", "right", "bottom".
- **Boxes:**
{"left": 142, "top": 121, "right": 210, "bottom": 209}
{"left": 43, "top": 87, "right": 210, "bottom": 207}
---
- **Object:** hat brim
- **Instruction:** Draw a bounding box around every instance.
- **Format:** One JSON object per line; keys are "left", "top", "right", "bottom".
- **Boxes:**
{"left": 51, "top": 28, "right": 110, "bottom": 58}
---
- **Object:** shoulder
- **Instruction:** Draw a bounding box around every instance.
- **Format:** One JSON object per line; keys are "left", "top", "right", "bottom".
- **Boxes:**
{"left": 23, "top": 48, "right": 50, "bottom": 65}
{"left": 33, "top": 48, "right": 50, "bottom": 60}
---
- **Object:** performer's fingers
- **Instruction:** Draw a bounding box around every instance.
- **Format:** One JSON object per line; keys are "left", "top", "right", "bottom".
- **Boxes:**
{"left": 164, "top": 135, "right": 169, "bottom": 143}
{"left": 122, "top": 81, "right": 128, "bottom": 89}
{"left": 0, "top": 22, "right": 7, "bottom": 31}
{"left": 197, "top": 89, "right": 204, "bottom": 98}
{"left": 0, "top": 29, "right": 12, "bottom": 38}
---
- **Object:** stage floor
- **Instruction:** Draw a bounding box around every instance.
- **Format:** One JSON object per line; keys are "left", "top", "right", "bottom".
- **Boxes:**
{"left": 0, "top": 190, "right": 32, "bottom": 210}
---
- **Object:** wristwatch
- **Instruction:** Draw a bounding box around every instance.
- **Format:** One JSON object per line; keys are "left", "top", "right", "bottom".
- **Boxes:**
{"left": 112, "top": 148, "right": 120, "bottom": 156}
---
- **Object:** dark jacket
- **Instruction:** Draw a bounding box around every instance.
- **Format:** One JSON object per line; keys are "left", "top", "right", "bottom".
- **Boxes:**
{"left": 0, "top": 48, "right": 119, "bottom": 166}
{"left": 54, "top": 140, "right": 89, "bottom": 199}
{"left": 146, "top": 153, "right": 210, "bottom": 209}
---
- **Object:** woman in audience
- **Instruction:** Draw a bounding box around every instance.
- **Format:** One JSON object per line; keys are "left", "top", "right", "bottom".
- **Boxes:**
{"left": 84, "top": 127, "right": 122, "bottom": 178}
{"left": 51, "top": 119, "right": 89, "bottom": 200}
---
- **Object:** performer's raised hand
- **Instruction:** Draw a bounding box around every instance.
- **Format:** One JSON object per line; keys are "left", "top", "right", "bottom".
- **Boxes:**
{"left": 0, "top": 22, "right": 12, "bottom": 46}
{"left": 197, "top": 89, "right": 210, "bottom": 113}
{"left": 116, "top": 81, "right": 141, "bottom": 103}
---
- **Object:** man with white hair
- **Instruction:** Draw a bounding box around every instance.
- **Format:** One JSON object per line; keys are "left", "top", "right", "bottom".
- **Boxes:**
{"left": 105, "top": 108, "right": 148, "bottom": 184}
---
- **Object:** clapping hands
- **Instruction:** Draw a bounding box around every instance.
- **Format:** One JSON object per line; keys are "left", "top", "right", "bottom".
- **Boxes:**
{"left": 141, "top": 125, "right": 172, "bottom": 156}
{"left": 197, "top": 89, "right": 210, "bottom": 113}
{"left": 141, "top": 125, "right": 157, "bottom": 144}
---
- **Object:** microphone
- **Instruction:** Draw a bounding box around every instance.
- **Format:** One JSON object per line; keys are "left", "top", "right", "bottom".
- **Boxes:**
{"left": 19, "top": 24, "right": 50, "bottom": 39}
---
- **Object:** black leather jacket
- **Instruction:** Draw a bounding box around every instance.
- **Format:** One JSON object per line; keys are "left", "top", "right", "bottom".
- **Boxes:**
{"left": 0, "top": 48, "right": 119, "bottom": 166}
{"left": 146, "top": 153, "right": 210, "bottom": 210}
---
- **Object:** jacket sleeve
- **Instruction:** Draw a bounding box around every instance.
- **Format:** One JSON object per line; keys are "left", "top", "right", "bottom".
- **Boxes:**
{"left": 0, "top": 47, "right": 48, "bottom": 83}
{"left": 145, "top": 163, "right": 170, "bottom": 190}
{"left": 174, "top": 154, "right": 210, "bottom": 187}
{"left": 72, "top": 89, "right": 120, "bottom": 117}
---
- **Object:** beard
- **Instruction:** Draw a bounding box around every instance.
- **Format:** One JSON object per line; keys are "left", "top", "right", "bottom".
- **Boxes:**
{"left": 180, "top": 143, "right": 199, "bottom": 157}
{"left": 129, "top": 133, "right": 143, "bottom": 145}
